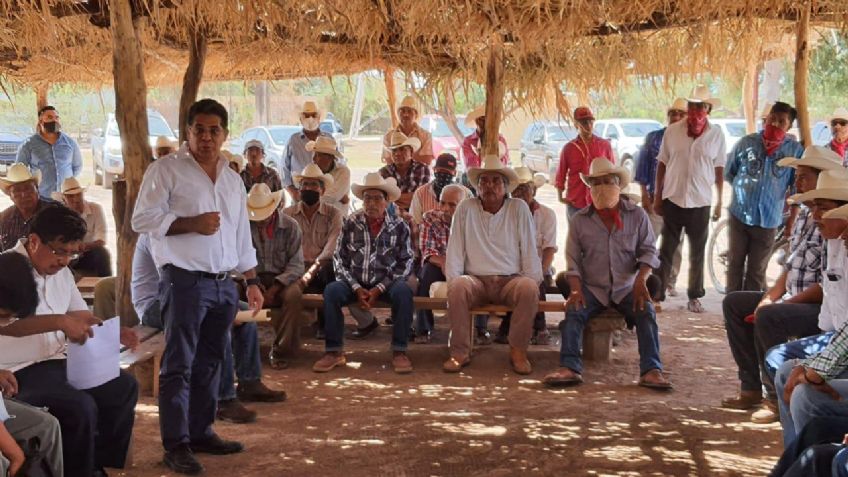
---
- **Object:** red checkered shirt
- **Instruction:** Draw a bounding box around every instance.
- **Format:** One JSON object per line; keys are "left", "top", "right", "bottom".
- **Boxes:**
{"left": 419, "top": 209, "right": 450, "bottom": 263}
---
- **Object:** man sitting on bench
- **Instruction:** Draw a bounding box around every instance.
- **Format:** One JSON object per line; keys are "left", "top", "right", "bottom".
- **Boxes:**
{"left": 543, "top": 158, "right": 671, "bottom": 389}
{"left": 312, "top": 173, "right": 415, "bottom": 374}
{"left": 443, "top": 155, "right": 542, "bottom": 375}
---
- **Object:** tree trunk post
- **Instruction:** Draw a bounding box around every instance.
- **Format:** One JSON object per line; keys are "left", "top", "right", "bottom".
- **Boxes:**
{"left": 794, "top": 1, "right": 812, "bottom": 146}
{"left": 384, "top": 67, "right": 399, "bottom": 129}
{"left": 482, "top": 42, "right": 505, "bottom": 157}
{"left": 178, "top": 27, "right": 207, "bottom": 144}
{"left": 742, "top": 60, "right": 758, "bottom": 134}
{"left": 109, "top": 0, "right": 151, "bottom": 323}
{"left": 35, "top": 84, "right": 49, "bottom": 111}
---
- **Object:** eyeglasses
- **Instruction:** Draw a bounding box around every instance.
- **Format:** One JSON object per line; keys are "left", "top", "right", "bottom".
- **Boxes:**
{"left": 189, "top": 125, "right": 225, "bottom": 138}
{"left": 832, "top": 120, "right": 848, "bottom": 127}
{"left": 44, "top": 242, "right": 80, "bottom": 261}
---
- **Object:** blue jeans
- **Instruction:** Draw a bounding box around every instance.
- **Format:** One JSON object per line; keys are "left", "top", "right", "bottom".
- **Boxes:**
{"left": 219, "top": 321, "right": 262, "bottom": 401}
{"left": 765, "top": 332, "right": 835, "bottom": 388}
{"left": 775, "top": 359, "right": 848, "bottom": 448}
{"left": 558, "top": 286, "right": 662, "bottom": 375}
{"left": 323, "top": 279, "right": 413, "bottom": 352}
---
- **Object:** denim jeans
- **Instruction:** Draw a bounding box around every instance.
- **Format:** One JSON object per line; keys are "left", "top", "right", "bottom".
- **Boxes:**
{"left": 775, "top": 359, "right": 848, "bottom": 448}
{"left": 323, "top": 279, "right": 413, "bottom": 352}
{"left": 770, "top": 416, "right": 848, "bottom": 476}
{"left": 415, "top": 263, "right": 445, "bottom": 334}
{"left": 219, "top": 320, "right": 262, "bottom": 401}
{"left": 765, "top": 332, "right": 835, "bottom": 388}
{"left": 558, "top": 286, "right": 662, "bottom": 375}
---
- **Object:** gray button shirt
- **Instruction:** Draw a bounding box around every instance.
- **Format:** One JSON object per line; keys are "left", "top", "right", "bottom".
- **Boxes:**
{"left": 565, "top": 197, "right": 659, "bottom": 306}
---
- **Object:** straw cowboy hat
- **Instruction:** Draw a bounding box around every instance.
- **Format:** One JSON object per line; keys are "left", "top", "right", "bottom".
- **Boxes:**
{"left": 686, "top": 84, "right": 721, "bottom": 109}
{"left": 306, "top": 136, "right": 343, "bottom": 158}
{"left": 788, "top": 169, "right": 848, "bottom": 204}
{"left": 467, "top": 155, "right": 520, "bottom": 193}
{"left": 398, "top": 95, "right": 418, "bottom": 113}
{"left": 778, "top": 145, "right": 845, "bottom": 172}
{"left": 351, "top": 172, "right": 401, "bottom": 202}
{"left": 514, "top": 166, "right": 548, "bottom": 189}
{"left": 50, "top": 177, "right": 86, "bottom": 201}
{"left": 0, "top": 163, "right": 41, "bottom": 194}
{"left": 464, "top": 106, "right": 485, "bottom": 127}
{"left": 668, "top": 98, "right": 687, "bottom": 112}
{"left": 293, "top": 163, "right": 335, "bottom": 188}
{"left": 301, "top": 101, "right": 320, "bottom": 116}
{"left": 155, "top": 135, "right": 175, "bottom": 149}
{"left": 244, "top": 139, "right": 264, "bottom": 152}
{"left": 580, "top": 157, "right": 631, "bottom": 189}
{"left": 830, "top": 107, "right": 848, "bottom": 123}
{"left": 385, "top": 131, "right": 421, "bottom": 153}
{"left": 823, "top": 203, "right": 848, "bottom": 220}
{"left": 246, "top": 183, "right": 284, "bottom": 222}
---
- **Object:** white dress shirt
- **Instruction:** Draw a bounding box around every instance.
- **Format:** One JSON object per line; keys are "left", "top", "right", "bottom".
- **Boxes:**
{"left": 0, "top": 240, "right": 88, "bottom": 371}
{"left": 131, "top": 233, "right": 159, "bottom": 318}
{"left": 131, "top": 144, "right": 257, "bottom": 274}
{"left": 81, "top": 200, "right": 107, "bottom": 243}
{"left": 446, "top": 197, "right": 542, "bottom": 283}
{"left": 818, "top": 239, "right": 848, "bottom": 332}
{"left": 657, "top": 120, "right": 727, "bottom": 208}
{"left": 533, "top": 203, "right": 558, "bottom": 276}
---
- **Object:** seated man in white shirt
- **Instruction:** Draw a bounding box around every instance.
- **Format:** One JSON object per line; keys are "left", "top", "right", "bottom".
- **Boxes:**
{"left": 52, "top": 177, "right": 111, "bottom": 277}
{"left": 444, "top": 156, "right": 542, "bottom": 375}
{"left": 0, "top": 206, "right": 138, "bottom": 477}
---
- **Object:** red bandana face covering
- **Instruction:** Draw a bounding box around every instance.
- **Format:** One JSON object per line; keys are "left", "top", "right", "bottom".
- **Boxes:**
{"left": 832, "top": 138, "right": 848, "bottom": 159}
{"left": 686, "top": 108, "right": 708, "bottom": 138}
{"left": 762, "top": 124, "right": 786, "bottom": 156}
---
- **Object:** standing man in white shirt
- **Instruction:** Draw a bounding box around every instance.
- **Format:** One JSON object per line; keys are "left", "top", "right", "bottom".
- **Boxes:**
{"left": 132, "top": 99, "right": 264, "bottom": 475}
{"left": 653, "top": 85, "right": 727, "bottom": 313}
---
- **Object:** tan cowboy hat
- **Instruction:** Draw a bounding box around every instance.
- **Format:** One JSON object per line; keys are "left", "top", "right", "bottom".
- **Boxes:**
{"left": 155, "top": 135, "right": 175, "bottom": 149}
{"left": 305, "top": 136, "right": 343, "bottom": 159}
{"left": 686, "top": 84, "right": 721, "bottom": 109}
{"left": 221, "top": 150, "right": 244, "bottom": 170}
{"left": 823, "top": 203, "right": 848, "bottom": 220}
{"left": 669, "top": 98, "right": 687, "bottom": 112}
{"left": 464, "top": 106, "right": 485, "bottom": 127}
{"left": 246, "top": 183, "right": 284, "bottom": 222}
{"left": 467, "top": 155, "right": 520, "bottom": 193}
{"left": 50, "top": 176, "right": 86, "bottom": 201}
{"left": 351, "top": 172, "right": 401, "bottom": 202}
{"left": 398, "top": 95, "right": 418, "bottom": 113}
{"left": 830, "top": 107, "right": 848, "bottom": 123}
{"left": 514, "top": 166, "right": 548, "bottom": 189}
{"left": 0, "top": 163, "right": 41, "bottom": 194}
{"left": 788, "top": 169, "right": 848, "bottom": 204}
{"left": 778, "top": 146, "right": 844, "bottom": 172}
{"left": 385, "top": 131, "right": 421, "bottom": 153}
{"left": 580, "top": 157, "right": 631, "bottom": 189}
{"left": 301, "top": 101, "right": 320, "bottom": 116}
{"left": 294, "top": 163, "right": 335, "bottom": 188}
{"left": 759, "top": 102, "right": 774, "bottom": 119}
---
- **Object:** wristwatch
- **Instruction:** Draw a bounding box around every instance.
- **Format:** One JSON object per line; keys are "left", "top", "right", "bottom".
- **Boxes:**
{"left": 246, "top": 277, "right": 261, "bottom": 287}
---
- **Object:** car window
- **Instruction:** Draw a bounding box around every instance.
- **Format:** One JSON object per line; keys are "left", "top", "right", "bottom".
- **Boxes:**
{"left": 243, "top": 129, "right": 259, "bottom": 141}
{"left": 722, "top": 122, "right": 747, "bottom": 139}
{"left": 593, "top": 123, "right": 605, "bottom": 136}
{"left": 107, "top": 115, "right": 173, "bottom": 137}
{"left": 620, "top": 122, "right": 662, "bottom": 138}
{"left": 432, "top": 118, "right": 473, "bottom": 138}
{"left": 531, "top": 125, "right": 544, "bottom": 142}
{"left": 546, "top": 125, "right": 576, "bottom": 142}
{"left": 319, "top": 121, "right": 335, "bottom": 134}
{"left": 269, "top": 126, "right": 300, "bottom": 145}
{"left": 521, "top": 124, "right": 536, "bottom": 142}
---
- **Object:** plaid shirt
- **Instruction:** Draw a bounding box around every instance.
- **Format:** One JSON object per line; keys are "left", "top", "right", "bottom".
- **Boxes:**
{"left": 784, "top": 206, "right": 823, "bottom": 297}
{"left": 378, "top": 161, "right": 431, "bottom": 194}
{"left": 419, "top": 210, "right": 450, "bottom": 263}
{"left": 0, "top": 199, "right": 60, "bottom": 251}
{"left": 249, "top": 210, "right": 304, "bottom": 286}
{"left": 241, "top": 164, "right": 282, "bottom": 192}
{"left": 334, "top": 210, "right": 413, "bottom": 292}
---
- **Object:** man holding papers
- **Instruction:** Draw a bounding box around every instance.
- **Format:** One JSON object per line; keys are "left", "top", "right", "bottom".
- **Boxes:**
{"left": 0, "top": 206, "right": 138, "bottom": 477}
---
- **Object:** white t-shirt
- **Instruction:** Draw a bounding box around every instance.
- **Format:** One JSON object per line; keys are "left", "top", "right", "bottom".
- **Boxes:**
{"left": 818, "top": 239, "right": 848, "bottom": 332}
{"left": 0, "top": 398, "right": 8, "bottom": 422}
{"left": 533, "top": 203, "right": 558, "bottom": 276}
{"left": 657, "top": 120, "right": 727, "bottom": 208}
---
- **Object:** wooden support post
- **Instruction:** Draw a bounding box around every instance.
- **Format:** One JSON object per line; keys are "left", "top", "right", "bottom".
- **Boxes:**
{"left": 384, "top": 67, "right": 399, "bottom": 129}
{"left": 742, "top": 60, "right": 758, "bottom": 134}
{"left": 109, "top": 0, "right": 151, "bottom": 322}
{"left": 482, "top": 41, "right": 505, "bottom": 157}
{"left": 794, "top": 1, "right": 812, "bottom": 146}
{"left": 178, "top": 26, "right": 207, "bottom": 144}
{"left": 35, "top": 84, "right": 48, "bottom": 111}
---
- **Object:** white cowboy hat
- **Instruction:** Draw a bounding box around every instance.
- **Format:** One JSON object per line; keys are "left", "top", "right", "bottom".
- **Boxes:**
{"left": 788, "top": 169, "right": 848, "bottom": 204}
{"left": 514, "top": 166, "right": 548, "bottom": 189}
{"left": 686, "top": 84, "right": 721, "bottom": 109}
{"left": 246, "top": 183, "right": 283, "bottom": 222}
{"left": 464, "top": 106, "right": 485, "bottom": 127}
{"left": 823, "top": 203, "right": 848, "bottom": 220}
{"left": 385, "top": 131, "right": 421, "bottom": 153}
{"left": 351, "top": 172, "right": 401, "bottom": 202}
{"left": 0, "top": 163, "right": 41, "bottom": 194}
{"left": 243, "top": 139, "right": 264, "bottom": 152}
{"left": 398, "top": 95, "right": 418, "bottom": 113}
{"left": 50, "top": 177, "right": 86, "bottom": 201}
{"left": 668, "top": 98, "right": 687, "bottom": 112}
{"left": 155, "top": 135, "right": 175, "bottom": 149}
{"left": 301, "top": 101, "right": 320, "bottom": 116}
{"left": 778, "top": 146, "right": 845, "bottom": 172}
{"left": 759, "top": 102, "right": 774, "bottom": 120}
{"left": 467, "top": 155, "right": 520, "bottom": 193}
{"left": 294, "top": 163, "right": 335, "bottom": 188}
{"left": 830, "top": 108, "right": 848, "bottom": 123}
{"left": 306, "top": 136, "right": 343, "bottom": 159}
{"left": 580, "top": 157, "right": 631, "bottom": 189}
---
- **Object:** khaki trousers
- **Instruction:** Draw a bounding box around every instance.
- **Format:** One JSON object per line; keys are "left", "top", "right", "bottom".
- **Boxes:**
{"left": 268, "top": 282, "right": 306, "bottom": 359}
{"left": 447, "top": 275, "right": 538, "bottom": 358}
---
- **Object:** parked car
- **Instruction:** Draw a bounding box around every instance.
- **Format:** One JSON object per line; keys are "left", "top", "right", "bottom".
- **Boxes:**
{"left": 519, "top": 120, "right": 578, "bottom": 177}
{"left": 228, "top": 125, "right": 301, "bottom": 170}
{"left": 418, "top": 114, "right": 473, "bottom": 164}
{"left": 709, "top": 118, "right": 748, "bottom": 153}
{"left": 319, "top": 118, "right": 345, "bottom": 153}
{"left": 0, "top": 128, "right": 30, "bottom": 176}
{"left": 593, "top": 119, "right": 663, "bottom": 175}
{"left": 92, "top": 110, "right": 177, "bottom": 189}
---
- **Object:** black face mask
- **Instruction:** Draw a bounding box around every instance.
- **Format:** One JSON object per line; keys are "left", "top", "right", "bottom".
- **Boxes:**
{"left": 43, "top": 121, "right": 59, "bottom": 133}
{"left": 433, "top": 172, "right": 454, "bottom": 196}
{"left": 301, "top": 189, "right": 320, "bottom": 206}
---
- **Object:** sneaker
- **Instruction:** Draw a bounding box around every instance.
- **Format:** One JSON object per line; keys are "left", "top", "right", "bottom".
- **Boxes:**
{"left": 531, "top": 329, "right": 551, "bottom": 346}
{"left": 474, "top": 328, "right": 492, "bottom": 346}
{"left": 164, "top": 444, "right": 204, "bottom": 475}
{"left": 190, "top": 433, "right": 244, "bottom": 455}
{"left": 312, "top": 352, "right": 346, "bottom": 373}
{"left": 237, "top": 380, "right": 287, "bottom": 403}
{"left": 216, "top": 399, "right": 257, "bottom": 424}
{"left": 751, "top": 400, "right": 779, "bottom": 423}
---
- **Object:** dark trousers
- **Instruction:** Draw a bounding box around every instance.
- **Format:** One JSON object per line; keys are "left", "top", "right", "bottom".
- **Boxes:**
{"left": 415, "top": 262, "right": 445, "bottom": 334}
{"left": 727, "top": 215, "right": 777, "bottom": 293}
{"left": 555, "top": 272, "right": 662, "bottom": 303}
{"left": 15, "top": 360, "right": 138, "bottom": 476}
{"left": 158, "top": 265, "right": 239, "bottom": 451}
{"left": 323, "top": 279, "right": 413, "bottom": 352}
{"left": 770, "top": 417, "right": 848, "bottom": 476}
{"left": 722, "top": 291, "right": 821, "bottom": 397}
{"left": 658, "top": 200, "right": 710, "bottom": 300}
{"left": 304, "top": 261, "right": 337, "bottom": 328}
{"left": 71, "top": 244, "right": 113, "bottom": 277}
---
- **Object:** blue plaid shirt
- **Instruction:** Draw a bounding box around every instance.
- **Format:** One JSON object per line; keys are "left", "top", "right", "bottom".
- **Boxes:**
{"left": 634, "top": 128, "right": 665, "bottom": 198}
{"left": 725, "top": 133, "right": 803, "bottom": 229}
{"left": 784, "top": 206, "right": 823, "bottom": 297}
{"left": 333, "top": 210, "right": 413, "bottom": 292}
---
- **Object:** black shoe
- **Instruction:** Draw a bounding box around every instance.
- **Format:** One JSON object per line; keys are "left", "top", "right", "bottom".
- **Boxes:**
{"left": 164, "top": 444, "right": 204, "bottom": 475}
{"left": 493, "top": 331, "right": 509, "bottom": 344}
{"left": 351, "top": 318, "right": 379, "bottom": 339}
{"left": 93, "top": 468, "right": 110, "bottom": 477}
{"left": 474, "top": 328, "right": 492, "bottom": 346}
{"left": 190, "top": 433, "right": 244, "bottom": 455}
{"left": 216, "top": 399, "right": 257, "bottom": 424}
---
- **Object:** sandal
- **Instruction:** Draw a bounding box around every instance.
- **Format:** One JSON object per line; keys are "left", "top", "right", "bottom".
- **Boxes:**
{"left": 542, "top": 369, "right": 583, "bottom": 387}
{"left": 687, "top": 299, "right": 705, "bottom": 313}
{"left": 638, "top": 369, "right": 673, "bottom": 390}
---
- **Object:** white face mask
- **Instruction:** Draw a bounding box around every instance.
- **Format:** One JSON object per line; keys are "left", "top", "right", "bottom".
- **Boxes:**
{"left": 590, "top": 184, "right": 621, "bottom": 209}
{"left": 301, "top": 117, "right": 319, "bottom": 132}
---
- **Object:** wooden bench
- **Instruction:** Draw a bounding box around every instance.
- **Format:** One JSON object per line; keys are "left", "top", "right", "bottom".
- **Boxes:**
{"left": 300, "top": 294, "right": 626, "bottom": 361}
{"left": 76, "top": 276, "right": 103, "bottom": 305}
{"left": 120, "top": 325, "right": 165, "bottom": 397}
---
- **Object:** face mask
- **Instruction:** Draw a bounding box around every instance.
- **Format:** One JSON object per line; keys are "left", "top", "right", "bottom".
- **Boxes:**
{"left": 433, "top": 172, "right": 454, "bottom": 195}
{"left": 762, "top": 124, "right": 786, "bottom": 156}
{"left": 301, "top": 189, "right": 320, "bottom": 206}
{"left": 590, "top": 183, "right": 621, "bottom": 210}
{"left": 301, "top": 117, "right": 319, "bottom": 132}
{"left": 43, "top": 121, "right": 60, "bottom": 133}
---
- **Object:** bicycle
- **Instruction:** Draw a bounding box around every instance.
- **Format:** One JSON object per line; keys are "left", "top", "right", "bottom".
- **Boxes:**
{"left": 707, "top": 211, "right": 790, "bottom": 295}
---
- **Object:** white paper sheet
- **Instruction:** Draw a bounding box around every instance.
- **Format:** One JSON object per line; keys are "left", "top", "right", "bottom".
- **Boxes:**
{"left": 67, "top": 317, "right": 120, "bottom": 390}
{"left": 235, "top": 309, "right": 270, "bottom": 323}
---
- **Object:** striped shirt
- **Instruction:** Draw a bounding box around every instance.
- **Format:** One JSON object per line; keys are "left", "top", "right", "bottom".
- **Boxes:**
{"left": 419, "top": 210, "right": 450, "bottom": 263}
{"left": 333, "top": 210, "right": 413, "bottom": 292}
{"left": 784, "top": 206, "right": 823, "bottom": 297}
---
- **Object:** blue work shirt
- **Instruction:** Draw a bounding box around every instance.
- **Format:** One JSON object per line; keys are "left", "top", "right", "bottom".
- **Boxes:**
{"left": 634, "top": 127, "right": 665, "bottom": 198}
{"left": 725, "top": 132, "right": 803, "bottom": 229}
{"left": 15, "top": 133, "right": 82, "bottom": 198}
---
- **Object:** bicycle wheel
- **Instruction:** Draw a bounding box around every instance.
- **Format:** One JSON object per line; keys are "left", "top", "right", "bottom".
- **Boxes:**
{"left": 708, "top": 218, "right": 730, "bottom": 295}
